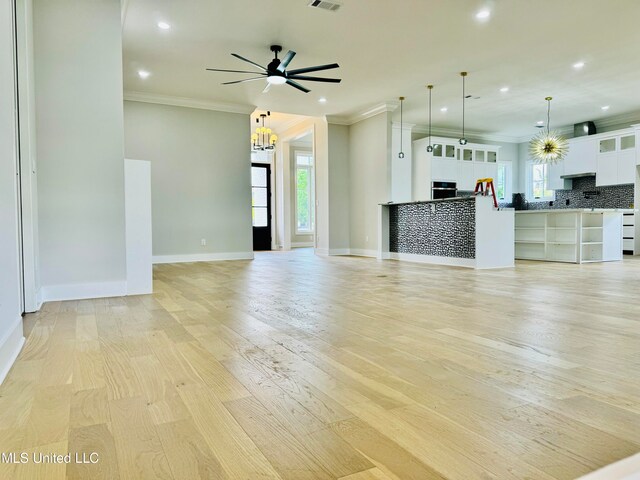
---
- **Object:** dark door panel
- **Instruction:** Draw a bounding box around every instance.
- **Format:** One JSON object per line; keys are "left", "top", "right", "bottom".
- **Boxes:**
{"left": 251, "top": 163, "right": 271, "bottom": 251}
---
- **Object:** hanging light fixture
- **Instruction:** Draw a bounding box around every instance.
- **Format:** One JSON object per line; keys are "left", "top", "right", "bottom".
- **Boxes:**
{"left": 398, "top": 96, "right": 405, "bottom": 158}
{"left": 426, "top": 85, "right": 434, "bottom": 153}
{"left": 459, "top": 72, "right": 468, "bottom": 145}
{"left": 529, "top": 96, "right": 568, "bottom": 164}
{"left": 251, "top": 111, "right": 278, "bottom": 151}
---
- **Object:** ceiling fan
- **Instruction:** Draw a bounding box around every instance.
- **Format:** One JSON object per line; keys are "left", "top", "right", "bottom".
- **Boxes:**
{"left": 206, "top": 45, "right": 341, "bottom": 93}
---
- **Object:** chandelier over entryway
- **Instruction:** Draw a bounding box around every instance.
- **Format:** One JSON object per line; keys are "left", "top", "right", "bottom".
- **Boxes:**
{"left": 252, "top": 112, "right": 278, "bottom": 151}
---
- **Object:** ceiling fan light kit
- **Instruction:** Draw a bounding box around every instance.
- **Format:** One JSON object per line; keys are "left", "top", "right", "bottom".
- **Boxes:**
{"left": 207, "top": 44, "right": 341, "bottom": 93}
{"left": 529, "top": 96, "right": 568, "bottom": 164}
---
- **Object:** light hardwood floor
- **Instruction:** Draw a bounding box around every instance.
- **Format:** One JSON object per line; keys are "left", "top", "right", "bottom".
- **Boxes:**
{"left": 2, "top": 249, "right": 640, "bottom": 479}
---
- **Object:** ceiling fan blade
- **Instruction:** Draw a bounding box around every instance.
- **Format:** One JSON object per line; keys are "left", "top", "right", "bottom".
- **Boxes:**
{"left": 221, "top": 77, "right": 266, "bottom": 85}
{"left": 286, "top": 79, "right": 311, "bottom": 93}
{"left": 262, "top": 83, "right": 272, "bottom": 94}
{"left": 287, "top": 75, "right": 341, "bottom": 83}
{"left": 206, "top": 68, "right": 267, "bottom": 75}
{"left": 277, "top": 50, "right": 296, "bottom": 72}
{"left": 286, "top": 63, "right": 339, "bottom": 76}
{"left": 231, "top": 53, "right": 267, "bottom": 72}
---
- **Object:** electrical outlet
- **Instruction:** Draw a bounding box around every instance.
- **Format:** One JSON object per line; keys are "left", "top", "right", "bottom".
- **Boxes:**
{"left": 201, "top": 238, "right": 206, "bottom": 246}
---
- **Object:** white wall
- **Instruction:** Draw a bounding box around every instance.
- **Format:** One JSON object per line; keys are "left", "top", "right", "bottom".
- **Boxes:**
{"left": 0, "top": 0, "right": 26, "bottom": 383}
{"left": 327, "top": 123, "right": 351, "bottom": 253}
{"left": 34, "top": 0, "right": 127, "bottom": 301}
{"left": 123, "top": 101, "right": 253, "bottom": 261}
{"left": 390, "top": 124, "right": 413, "bottom": 202}
{"left": 348, "top": 112, "right": 391, "bottom": 253}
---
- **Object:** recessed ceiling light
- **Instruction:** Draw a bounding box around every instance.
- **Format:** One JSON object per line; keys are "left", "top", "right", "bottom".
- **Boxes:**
{"left": 475, "top": 9, "right": 491, "bottom": 20}
{"left": 138, "top": 70, "right": 150, "bottom": 79}
{"left": 500, "top": 86, "right": 509, "bottom": 93}
{"left": 537, "top": 120, "right": 544, "bottom": 125}
{"left": 573, "top": 61, "right": 585, "bottom": 69}
{"left": 318, "top": 97, "right": 327, "bottom": 103}
{"left": 601, "top": 105, "right": 610, "bottom": 111}
{"left": 440, "top": 107, "right": 448, "bottom": 113}
{"left": 157, "top": 21, "right": 171, "bottom": 30}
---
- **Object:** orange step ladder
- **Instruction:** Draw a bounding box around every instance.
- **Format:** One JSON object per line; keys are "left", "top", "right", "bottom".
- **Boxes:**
{"left": 474, "top": 177, "right": 498, "bottom": 208}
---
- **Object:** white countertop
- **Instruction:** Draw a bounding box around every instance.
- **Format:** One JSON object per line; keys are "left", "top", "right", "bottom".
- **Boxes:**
{"left": 515, "top": 209, "right": 626, "bottom": 214}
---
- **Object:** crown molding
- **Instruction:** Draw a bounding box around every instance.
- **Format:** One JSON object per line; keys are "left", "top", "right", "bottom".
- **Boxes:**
{"left": 326, "top": 102, "right": 399, "bottom": 126}
{"left": 391, "top": 122, "right": 416, "bottom": 130}
{"left": 123, "top": 91, "right": 255, "bottom": 115}
{"left": 412, "top": 124, "right": 522, "bottom": 144}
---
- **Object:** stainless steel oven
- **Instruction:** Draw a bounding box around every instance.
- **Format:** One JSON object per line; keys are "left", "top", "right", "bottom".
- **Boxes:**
{"left": 432, "top": 181, "right": 457, "bottom": 199}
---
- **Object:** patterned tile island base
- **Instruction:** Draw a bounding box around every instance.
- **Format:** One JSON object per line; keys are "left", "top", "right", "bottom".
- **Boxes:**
{"left": 389, "top": 198, "right": 476, "bottom": 259}
{"left": 379, "top": 196, "right": 515, "bottom": 269}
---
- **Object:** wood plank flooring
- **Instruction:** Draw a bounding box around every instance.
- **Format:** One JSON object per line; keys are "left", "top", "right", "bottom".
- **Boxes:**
{"left": 2, "top": 248, "right": 640, "bottom": 479}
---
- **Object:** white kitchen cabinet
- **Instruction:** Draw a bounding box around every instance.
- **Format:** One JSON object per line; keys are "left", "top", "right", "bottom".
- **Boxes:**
{"left": 596, "top": 152, "right": 617, "bottom": 186}
{"left": 564, "top": 137, "right": 597, "bottom": 176}
{"left": 617, "top": 149, "right": 636, "bottom": 184}
{"left": 547, "top": 161, "right": 565, "bottom": 190}
{"left": 596, "top": 133, "right": 636, "bottom": 186}
{"left": 431, "top": 158, "right": 457, "bottom": 182}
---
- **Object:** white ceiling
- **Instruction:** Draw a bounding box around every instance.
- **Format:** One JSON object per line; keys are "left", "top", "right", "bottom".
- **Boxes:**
{"left": 122, "top": 0, "right": 640, "bottom": 140}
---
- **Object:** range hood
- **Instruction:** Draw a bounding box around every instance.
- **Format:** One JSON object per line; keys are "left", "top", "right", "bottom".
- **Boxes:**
{"left": 560, "top": 172, "right": 596, "bottom": 179}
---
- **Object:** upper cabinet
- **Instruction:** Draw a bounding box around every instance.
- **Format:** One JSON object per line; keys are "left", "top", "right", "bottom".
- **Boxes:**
{"left": 596, "top": 132, "right": 636, "bottom": 186}
{"left": 564, "top": 137, "right": 597, "bottom": 176}
{"left": 415, "top": 137, "right": 500, "bottom": 192}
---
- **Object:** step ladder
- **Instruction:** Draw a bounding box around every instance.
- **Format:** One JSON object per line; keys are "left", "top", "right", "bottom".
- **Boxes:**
{"left": 474, "top": 178, "right": 498, "bottom": 208}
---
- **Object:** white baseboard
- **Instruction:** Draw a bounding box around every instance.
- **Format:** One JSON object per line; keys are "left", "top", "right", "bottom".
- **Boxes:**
{"left": 349, "top": 248, "right": 378, "bottom": 258}
{"left": 152, "top": 252, "right": 254, "bottom": 264}
{"left": 314, "top": 248, "right": 329, "bottom": 256}
{"left": 389, "top": 252, "right": 475, "bottom": 268}
{"left": 291, "top": 242, "right": 314, "bottom": 248}
{"left": 0, "top": 317, "right": 24, "bottom": 385}
{"left": 41, "top": 281, "right": 128, "bottom": 302}
{"left": 329, "top": 248, "right": 351, "bottom": 256}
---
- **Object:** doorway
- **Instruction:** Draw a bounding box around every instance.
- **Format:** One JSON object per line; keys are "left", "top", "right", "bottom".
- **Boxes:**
{"left": 251, "top": 163, "right": 272, "bottom": 251}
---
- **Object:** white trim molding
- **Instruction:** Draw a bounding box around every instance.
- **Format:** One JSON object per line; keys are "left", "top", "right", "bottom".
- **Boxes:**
{"left": 124, "top": 91, "right": 255, "bottom": 115}
{"left": 390, "top": 252, "right": 475, "bottom": 268}
{"left": 0, "top": 317, "right": 24, "bottom": 385}
{"left": 41, "top": 281, "right": 128, "bottom": 303}
{"left": 326, "top": 102, "right": 399, "bottom": 126}
{"left": 152, "top": 252, "right": 254, "bottom": 264}
{"left": 328, "top": 248, "right": 350, "bottom": 256}
{"left": 349, "top": 248, "right": 378, "bottom": 258}
{"left": 291, "top": 242, "right": 314, "bottom": 248}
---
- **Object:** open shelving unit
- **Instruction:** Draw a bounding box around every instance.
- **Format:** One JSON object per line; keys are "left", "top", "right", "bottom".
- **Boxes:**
{"left": 515, "top": 210, "right": 623, "bottom": 263}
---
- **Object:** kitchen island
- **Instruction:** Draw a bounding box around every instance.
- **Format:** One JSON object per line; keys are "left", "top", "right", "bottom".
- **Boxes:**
{"left": 378, "top": 196, "right": 514, "bottom": 269}
{"left": 515, "top": 209, "right": 623, "bottom": 263}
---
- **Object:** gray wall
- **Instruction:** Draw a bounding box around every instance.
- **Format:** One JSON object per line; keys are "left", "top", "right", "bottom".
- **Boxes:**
{"left": 123, "top": 101, "right": 252, "bottom": 257}
{"left": 34, "top": 0, "right": 126, "bottom": 289}
{"left": 328, "top": 123, "right": 351, "bottom": 251}
{"left": 349, "top": 112, "right": 391, "bottom": 252}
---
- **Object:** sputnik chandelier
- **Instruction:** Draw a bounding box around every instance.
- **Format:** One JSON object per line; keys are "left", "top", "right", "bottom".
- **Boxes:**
{"left": 529, "top": 97, "right": 568, "bottom": 164}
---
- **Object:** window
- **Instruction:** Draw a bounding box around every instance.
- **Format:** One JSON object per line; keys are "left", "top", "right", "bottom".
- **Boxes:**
{"left": 295, "top": 152, "right": 314, "bottom": 234}
{"left": 528, "top": 163, "right": 554, "bottom": 201}
{"left": 495, "top": 162, "right": 512, "bottom": 201}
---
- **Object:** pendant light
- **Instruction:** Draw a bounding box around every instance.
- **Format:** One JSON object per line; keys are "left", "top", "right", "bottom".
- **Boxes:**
{"left": 529, "top": 96, "right": 568, "bottom": 164}
{"left": 251, "top": 111, "right": 278, "bottom": 151}
{"left": 398, "top": 96, "right": 405, "bottom": 158}
{"left": 459, "top": 72, "right": 468, "bottom": 145}
{"left": 426, "top": 85, "right": 434, "bottom": 153}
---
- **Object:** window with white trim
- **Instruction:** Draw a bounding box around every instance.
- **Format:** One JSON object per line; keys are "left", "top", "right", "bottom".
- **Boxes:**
{"left": 528, "top": 163, "right": 554, "bottom": 201}
{"left": 295, "top": 151, "right": 315, "bottom": 234}
{"left": 495, "top": 162, "right": 512, "bottom": 201}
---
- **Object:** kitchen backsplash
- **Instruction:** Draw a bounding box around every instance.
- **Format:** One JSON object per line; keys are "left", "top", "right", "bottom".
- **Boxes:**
{"left": 504, "top": 176, "right": 634, "bottom": 210}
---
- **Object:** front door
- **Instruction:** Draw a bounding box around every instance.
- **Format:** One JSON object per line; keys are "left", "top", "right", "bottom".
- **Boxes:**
{"left": 251, "top": 163, "right": 272, "bottom": 251}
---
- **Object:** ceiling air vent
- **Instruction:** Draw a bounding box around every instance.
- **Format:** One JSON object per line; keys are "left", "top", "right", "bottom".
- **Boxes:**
{"left": 308, "top": 0, "right": 342, "bottom": 12}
